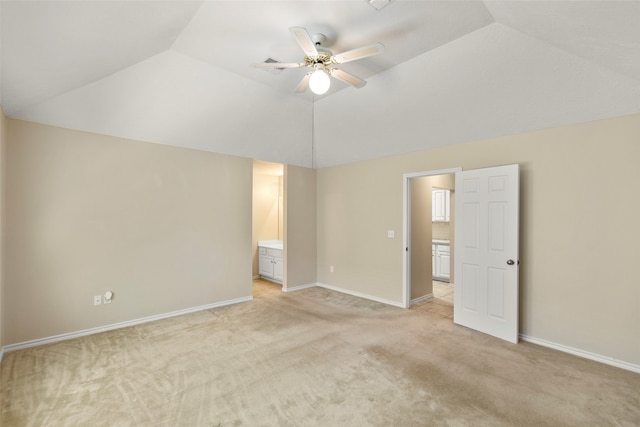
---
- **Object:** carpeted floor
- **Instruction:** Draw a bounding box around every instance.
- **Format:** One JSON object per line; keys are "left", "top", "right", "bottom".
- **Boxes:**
{"left": 1, "top": 279, "right": 639, "bottom": 426}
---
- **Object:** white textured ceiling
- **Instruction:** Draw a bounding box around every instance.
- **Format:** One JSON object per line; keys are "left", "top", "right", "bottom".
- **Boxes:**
{"left": 2, "top": 1, "right": 639, "bottom": 168}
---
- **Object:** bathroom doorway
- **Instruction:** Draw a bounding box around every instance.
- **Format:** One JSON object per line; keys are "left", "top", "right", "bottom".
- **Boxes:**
{"left": 252, "top": 160, "right": 284, "bottom": 293}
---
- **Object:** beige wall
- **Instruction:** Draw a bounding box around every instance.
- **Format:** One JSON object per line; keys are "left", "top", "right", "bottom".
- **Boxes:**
{"left": 410, "top": 177, "right": 432, "bottom": 300}
{"left": 283, "top": 165, "right": 317, "bottom": 289}
{"left": 252, "top": 171, "right": 282, "bottom": 277}
{"left": 3, "top": 112, "right": 639, "bottom": 368}
{"left": 5, "top": 119, "right": 253, "bottom": 345}
{"left": 0, "top": 108, "right": 6, "bottom": 351}
{"left": 431, "top": 221, "right": 450, "bottom": 241}
{"left": 317, "top": 113, "right": 640, "bottom": 367}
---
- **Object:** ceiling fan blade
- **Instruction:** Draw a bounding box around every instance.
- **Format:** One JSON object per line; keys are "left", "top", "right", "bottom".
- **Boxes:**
{"left": 329, "top": 68, "right": 367, "bottom": 89}
{"left": 332, "top": 42, "right": 384, "bottom": 64}
{"left": 252, "top": 62, "right": 302, "bottom": 69}
{"left": 289, "top": 26, "right": 318, "bottom": 57}
{"left": 295, "top": 72, "right": 312, "bottom": 93}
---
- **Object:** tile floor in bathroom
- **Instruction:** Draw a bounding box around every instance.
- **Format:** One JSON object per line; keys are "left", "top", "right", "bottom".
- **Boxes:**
{"left": 411, "top": 281, "right": 453, "bottom": 319}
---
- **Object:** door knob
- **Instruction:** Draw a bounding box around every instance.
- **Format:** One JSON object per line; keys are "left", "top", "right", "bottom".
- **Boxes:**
{"left": 507, "top": 259, "right": 515, "bottom": 265}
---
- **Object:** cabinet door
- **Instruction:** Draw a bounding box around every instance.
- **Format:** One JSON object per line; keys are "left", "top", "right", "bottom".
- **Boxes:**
{"left": 438, "top": 247, "right": 451, "bottom": 280}
{"left": 444, "top": 191, "right": 451, "bottom": 222}
{"left": 273, "top": 256, "right": 284, "bottom": 282}
{"left": 432, "top": 245, "right": 436, "bottom": 276}
{"left": 259, "top": 254, "right": 274, "bottom": 278}
{"left": 432, "top": 189, "right": 450, "bottom": 222}
{"left": 433, "top": 244, "right": 451, "bottom": 281}
{"left": 432, "top": 190, "right": 443, "bottom": 221}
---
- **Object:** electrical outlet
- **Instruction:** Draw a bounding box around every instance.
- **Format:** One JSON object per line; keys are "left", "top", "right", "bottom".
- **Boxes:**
{"left": 330, "top": 265, "right": 334, "bottom": 273}
{"left": 103, "top": 290, "right": 113, "bottom": 304}
{"left": 94, "top": 295, "right": 102, "bottom": 305}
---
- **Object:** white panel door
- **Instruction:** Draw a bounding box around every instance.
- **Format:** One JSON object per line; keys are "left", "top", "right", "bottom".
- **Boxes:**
{"left": 454, "top": 164, "right": 520, "bottom": 343}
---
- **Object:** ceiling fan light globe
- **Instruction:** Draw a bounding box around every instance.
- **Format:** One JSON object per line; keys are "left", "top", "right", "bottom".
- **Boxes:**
{"left": 309, "top": 69, "right": 330, "bottom": 95}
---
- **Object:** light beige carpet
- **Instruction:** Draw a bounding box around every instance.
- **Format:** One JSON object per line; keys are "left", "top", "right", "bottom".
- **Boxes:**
{"left": 1, "top": 279, "right": 639, "bottom": 426}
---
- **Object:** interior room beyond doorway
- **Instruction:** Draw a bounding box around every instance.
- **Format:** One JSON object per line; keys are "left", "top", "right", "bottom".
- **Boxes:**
{"left": 252, "top": 160, "right": 284, "bottom": 289}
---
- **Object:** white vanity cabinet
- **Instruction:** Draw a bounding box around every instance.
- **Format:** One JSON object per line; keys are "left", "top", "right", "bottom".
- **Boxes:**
{"left": 432, "top": 241, "right": 451, "bottom": 282}
{"left": 258, "top": 241, "right": 283, "bottom": 284}
{"left": 432, "top": 189, "right": 451, "bottom": 222}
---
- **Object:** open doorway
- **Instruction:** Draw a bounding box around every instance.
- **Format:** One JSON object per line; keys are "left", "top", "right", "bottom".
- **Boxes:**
{"left": 252, "top": 160, "right": 284, "bottom": 296}
{"left": 404, "top": 165, "right": 521, "bottom": 341}
{"left": 402, "top": 168, "right": 460, "bottom": 314}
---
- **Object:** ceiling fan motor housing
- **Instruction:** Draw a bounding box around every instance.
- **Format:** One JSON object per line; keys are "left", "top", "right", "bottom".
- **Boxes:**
{"left": 312, "top": 33, "right": 327, "bottom": 46}
{"left": 304, "top": 52, "right": 332, "bottom": 67}
{"left": 306, "top": 33, "right": 332, "bottom": 67}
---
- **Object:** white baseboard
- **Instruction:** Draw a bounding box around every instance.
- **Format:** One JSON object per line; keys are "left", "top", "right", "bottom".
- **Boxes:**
{"left": 2, "top": 295, "right": 253, "bottom": 355}
{"left": 520, "top": 334, "right": 640, "bottom": 374}
{"left": 411, "top": 293, "right": 434, "bottom": 304}
{"left": 283, "top": 281, "right": 405, "bottom": 308}
{"left": 317, "top": 282, "right": 405, "bottom": 308}
{"left": 9, "top": 289, "right": 636, "bottom": 375}
{"left": 283, "top": 282, "right": 317, "bottom": 292}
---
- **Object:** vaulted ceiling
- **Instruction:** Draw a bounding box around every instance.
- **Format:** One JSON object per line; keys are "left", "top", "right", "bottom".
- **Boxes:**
{"left": 2, "top": 1, "right": 639, "bottom": 168}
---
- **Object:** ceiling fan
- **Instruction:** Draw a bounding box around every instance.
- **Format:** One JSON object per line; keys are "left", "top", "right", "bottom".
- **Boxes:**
{"left": 253, "top": 27, "right": 384, "bottom": 95}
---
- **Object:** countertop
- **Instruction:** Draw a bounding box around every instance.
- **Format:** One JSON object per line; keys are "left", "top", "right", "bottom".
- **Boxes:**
{"left": 432, "top": 239, "right": 450, "bottom": 245}
{"left": 258, "top": 240, "right": 283, "bottom": 250}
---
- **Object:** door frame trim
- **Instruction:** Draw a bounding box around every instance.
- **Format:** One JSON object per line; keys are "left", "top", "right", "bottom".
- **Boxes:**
{"left": 402, "top": 167, "right": 462, "bottom": 308}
